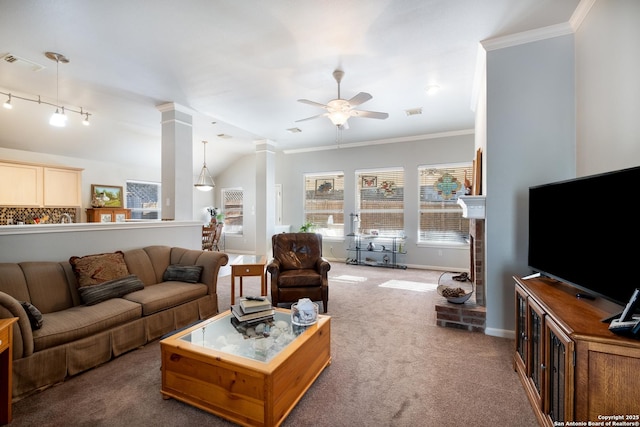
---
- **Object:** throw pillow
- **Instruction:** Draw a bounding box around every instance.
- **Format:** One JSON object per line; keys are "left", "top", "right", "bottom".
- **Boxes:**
{"left": 69, "top": 251, "right": 130, "bottom": 287}
{"left": 20, "top": 301, "right": 44, "bottom": 330}
{"left": 79, "top": 274, "right": 145, "bottom": 306}
{"left": 163, "top": 264, "right": 203, "bottom": 283}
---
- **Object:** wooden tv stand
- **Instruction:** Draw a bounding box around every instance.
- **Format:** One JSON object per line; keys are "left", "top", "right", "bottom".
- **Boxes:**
{"left": 513, "top": 276, "right": 640, "bottom": 426}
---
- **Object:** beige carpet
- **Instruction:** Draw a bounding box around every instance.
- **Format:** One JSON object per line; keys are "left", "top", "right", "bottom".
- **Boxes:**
{"left": 10, "top": 261, "right": 537, "bottom": 426}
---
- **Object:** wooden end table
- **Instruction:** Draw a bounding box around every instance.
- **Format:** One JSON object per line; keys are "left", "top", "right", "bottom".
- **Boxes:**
{"left": 231, "top": 255, "right": 267, "bottom": 304}
{"left": 0, "top": 318, "right": 18, "bottom": 426}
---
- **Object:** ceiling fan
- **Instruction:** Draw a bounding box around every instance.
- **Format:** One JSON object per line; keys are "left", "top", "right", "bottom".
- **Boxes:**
{"left": 296, "top": 69, "right": 389, "bottom": 129}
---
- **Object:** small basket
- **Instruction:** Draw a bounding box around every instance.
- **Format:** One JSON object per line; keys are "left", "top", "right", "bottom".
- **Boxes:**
{"left": 437, "top": 285, "right": 473, "bottom": 304}
{"left": 291, "top": 302, "right": 319, "bottom": 326}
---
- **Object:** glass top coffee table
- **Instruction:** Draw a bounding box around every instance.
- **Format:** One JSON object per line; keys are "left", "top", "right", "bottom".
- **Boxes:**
{"left": 160, "top": 308, "right": 331, "bottom": 426}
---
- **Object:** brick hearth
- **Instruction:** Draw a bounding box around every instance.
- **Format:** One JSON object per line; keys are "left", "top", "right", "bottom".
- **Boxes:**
{"left": 435, "top": 218, "right": 486, "bottom": 331}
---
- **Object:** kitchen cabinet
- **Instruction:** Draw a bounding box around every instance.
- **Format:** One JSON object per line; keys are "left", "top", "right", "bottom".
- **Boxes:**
{"left": 0, "top": 161, "right": 82, "bottom": 207}
{"left": 86, "top": 208, "right": 131, "bottom": 223}
{"left": 0, "top": 162, "right": 43, "bottom": 206}
{"left": 43, "top": 167, "right": 82, "bottom": 207}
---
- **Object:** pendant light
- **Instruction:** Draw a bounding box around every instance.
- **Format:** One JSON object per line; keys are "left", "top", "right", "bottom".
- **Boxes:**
{"left": 46, "top": 52, "right": 69, "bottom": 127}
{"left": 194, "top": 140, "right": 215, "bottom": 191}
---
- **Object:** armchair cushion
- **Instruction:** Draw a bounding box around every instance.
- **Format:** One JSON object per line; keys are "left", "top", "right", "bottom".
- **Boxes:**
{"left": 272, "top": 233, "right": 323, "bottom": 271}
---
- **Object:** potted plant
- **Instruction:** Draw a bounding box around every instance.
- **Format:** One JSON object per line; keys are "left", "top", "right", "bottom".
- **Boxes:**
{"left": 299, "top": 221, "right": 315, "bottom": 232}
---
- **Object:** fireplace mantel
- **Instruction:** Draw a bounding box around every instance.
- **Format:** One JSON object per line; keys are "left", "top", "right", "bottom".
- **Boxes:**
{"left": 457, "top": 196, "right": 486, "bottom": 219}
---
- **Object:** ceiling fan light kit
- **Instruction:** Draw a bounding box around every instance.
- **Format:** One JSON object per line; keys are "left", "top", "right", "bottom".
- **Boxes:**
{"left": 296, "top": 69, "right": 389, "bottom": 129}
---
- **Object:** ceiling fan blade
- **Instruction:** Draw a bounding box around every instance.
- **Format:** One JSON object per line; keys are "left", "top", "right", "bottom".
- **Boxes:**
{"left": 347, "top": 92, "right": 372, "bottom": 106}
{"left": 350, "top": 110, "right": 389, "bottom": 120}
{"left": 297, "top": 99, "right": 329, "bottom": 109}
{"left": 295, "top": 113, "right": 328, "bottom": 122}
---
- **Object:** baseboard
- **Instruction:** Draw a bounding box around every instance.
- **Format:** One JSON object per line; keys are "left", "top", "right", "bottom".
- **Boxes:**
{"left": 485, "top": 327, "right": 515, "bottom": 339}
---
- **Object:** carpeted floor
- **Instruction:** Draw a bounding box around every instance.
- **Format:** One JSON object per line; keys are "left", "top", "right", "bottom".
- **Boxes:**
{"left": 10, "top": 260, "right": 537, "bottom": 427}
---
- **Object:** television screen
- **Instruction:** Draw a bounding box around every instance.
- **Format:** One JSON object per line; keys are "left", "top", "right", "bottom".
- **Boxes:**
{"left": 528, "top": 166, "right": 640, "bottom": 311}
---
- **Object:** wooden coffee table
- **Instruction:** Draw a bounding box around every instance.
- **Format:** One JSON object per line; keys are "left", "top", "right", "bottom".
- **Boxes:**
{"left": 160, "top": 309, "right": 331, "bottom": 427}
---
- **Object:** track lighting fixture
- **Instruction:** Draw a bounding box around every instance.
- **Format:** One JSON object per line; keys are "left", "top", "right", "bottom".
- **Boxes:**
{"left": 3, "top": 94, "right": 12, "bottom": 109}
{"left": 0, "top": 52, "right": 93, "bottom": 127}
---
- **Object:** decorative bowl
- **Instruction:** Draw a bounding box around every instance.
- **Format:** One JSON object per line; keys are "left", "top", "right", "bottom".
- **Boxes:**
{"left": 291, "top": 302, "right": 319, "bottom": 326}
{"left": 437, "top": 285, "right": 473, "bottom": 304}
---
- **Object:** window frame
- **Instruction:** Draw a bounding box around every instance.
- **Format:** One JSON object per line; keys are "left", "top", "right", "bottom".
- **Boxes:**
{"left": 354, "top": 167, "right": 405, "bottom": 237}
{"left": 125, "top": 180, "right": 161, "bottom": 220}
{"left": 417, "top": 162, "right": 473, "bottom": 246}
{"left": 303, "top": 172, "right": 345, "bottom": 240}
{"left": 221, "top": 187, "right": 244, "bottom": 236}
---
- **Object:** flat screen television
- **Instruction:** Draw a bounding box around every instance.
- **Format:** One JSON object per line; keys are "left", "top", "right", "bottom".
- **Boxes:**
{"left": 528, "top": 165, "right": 640, "bottom": 318}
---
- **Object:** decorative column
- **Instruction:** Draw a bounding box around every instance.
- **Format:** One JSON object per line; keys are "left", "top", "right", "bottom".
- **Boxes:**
{"left": 255, "top": 140, "right": 276, "bottom": 259}
{"left": 157, "top": 103, "right": 193, "bottom": 220}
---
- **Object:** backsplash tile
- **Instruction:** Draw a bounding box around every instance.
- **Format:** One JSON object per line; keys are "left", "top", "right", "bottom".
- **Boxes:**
{"left": 0, "top": 207, "right": 79, "bottom": 225}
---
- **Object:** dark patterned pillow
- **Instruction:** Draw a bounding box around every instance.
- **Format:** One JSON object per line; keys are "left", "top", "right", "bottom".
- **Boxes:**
{"left": 79, "top": 274, "right": 145, "bottom": 306}
{"left": 69, "top": 251, "right": 130, "bottom": 287}
{"left": 20, "top": 301, "right": 43, "bottom": 330}
{"left": 163, "top": 265, "right": 203, "bottom": 283}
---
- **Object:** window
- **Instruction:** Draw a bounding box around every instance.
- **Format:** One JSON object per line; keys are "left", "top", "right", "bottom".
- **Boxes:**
{"left": 126, "top": 180, "right": 161, "bottom": 220}
{"left": 418, "top": 163, "right": 473, "bottom": 244}
{"left": 303, "top": 173, "right": 344, "bottom": 238}
{"left": 222, "top": 188, "right": 243, "bottom": 235}
{"left": 355, "top": 168, "right": 404, "bottom": 235}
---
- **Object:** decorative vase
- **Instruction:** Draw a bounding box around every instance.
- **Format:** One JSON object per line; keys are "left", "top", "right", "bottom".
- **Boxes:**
{"left": 91, "top": 194, "right": 105, "bottom": 207}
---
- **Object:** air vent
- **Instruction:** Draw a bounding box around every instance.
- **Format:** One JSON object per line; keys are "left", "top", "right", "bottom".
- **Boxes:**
{"left": 2, "top": 53, "right": 46, "bottom": 71}
{"left": 217, "top": 133, "right": 232, "bottom": 139}
{"left": 287, "top": 127, "right": 302, "bottom": 133}
{"left": 405, "top": 108, "right": 422, "bottom": 116}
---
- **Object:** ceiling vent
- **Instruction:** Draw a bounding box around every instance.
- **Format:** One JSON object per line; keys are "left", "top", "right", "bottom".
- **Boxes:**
{"left": 2, "top": 53, "right": 46, "bottom": 71}
{"left": 405, "top": 107, "right": 423, "bottom": 116}
{"left": 217, "top": 133, "right": 232, "bottom": 139}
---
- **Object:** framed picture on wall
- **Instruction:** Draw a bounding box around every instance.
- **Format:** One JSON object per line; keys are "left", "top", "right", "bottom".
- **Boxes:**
{"left": 362, "top": 176, "right": 377, "bottom": 188}
{"left": 91, "top": 184, "right": 124, "bottom": 208}
{"left": 315, "top": 179, "right": 333, "bottom": 195}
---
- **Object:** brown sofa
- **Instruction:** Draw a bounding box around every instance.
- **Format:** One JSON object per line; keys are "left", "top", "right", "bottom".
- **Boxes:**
{"left": 0, "top": 245, "right": 228, "bottom": 400}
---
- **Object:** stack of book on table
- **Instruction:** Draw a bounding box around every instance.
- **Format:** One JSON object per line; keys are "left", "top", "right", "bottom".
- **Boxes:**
{"left": 231, "top": 296, "right": 274, "bottom": 325}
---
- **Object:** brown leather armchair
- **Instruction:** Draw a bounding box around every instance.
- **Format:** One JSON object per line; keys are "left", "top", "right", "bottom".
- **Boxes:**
{"left": 267, "top": 233, "right": 330, "bottom": 313}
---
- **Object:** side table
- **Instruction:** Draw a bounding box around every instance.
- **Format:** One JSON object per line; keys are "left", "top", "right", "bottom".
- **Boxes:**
{"left": 1, "top": 318, "right": 18, "bottom": 426}
{"left": 230, "top": 255, "right": 266, "bottom": 305}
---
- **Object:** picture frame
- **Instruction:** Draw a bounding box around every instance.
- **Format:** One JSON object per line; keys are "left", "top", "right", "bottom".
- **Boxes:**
{"left": 91, "top": 184, "right": 124, "bottom": 208}
{"left": 362, "top": 176, "right": 377, "bottom": 188}
{"left": 315, "top": 179, "right": 333, "bottom": 195}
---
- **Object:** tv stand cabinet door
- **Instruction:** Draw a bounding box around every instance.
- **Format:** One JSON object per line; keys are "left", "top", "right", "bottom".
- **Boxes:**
{"left": 574, "top": 341, "right": 640, "bottom": 420}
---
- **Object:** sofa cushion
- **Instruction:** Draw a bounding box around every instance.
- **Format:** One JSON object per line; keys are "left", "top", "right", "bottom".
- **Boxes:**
{"left": 69, "top": 251, "right": 130, "bottom": 287}
{"left": 78, "top": 274, "right": 145, "bottom": 306}
{"left": 20, "top": 301, "right": 44, "bottom": 330}
{"left": 32, "top": 298, "right": 142, "bottom": 352}
{"left": 163, "top": 265, "right": 203, "bottom": 283}
{"left": 123, "top": 281, "right": 208, "bottom": 316}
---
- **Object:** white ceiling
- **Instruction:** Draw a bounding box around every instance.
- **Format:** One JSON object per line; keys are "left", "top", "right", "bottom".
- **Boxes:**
{"left": 0, "top": 0, "right": 581, "bottom": 177}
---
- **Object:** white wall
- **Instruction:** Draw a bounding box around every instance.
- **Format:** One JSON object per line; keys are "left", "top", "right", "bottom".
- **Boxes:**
{"left": 0, "top": 221, "right": 202, "bottom": 263}
{"left": 575, "top": 0, "right": 640, "bottom": 176}
{"left": 485, "top": 34, "right": 576, "bottom": 337}
{"left": 217, "top": 132, "right": 475, "bottom": 269}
